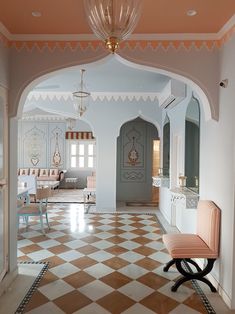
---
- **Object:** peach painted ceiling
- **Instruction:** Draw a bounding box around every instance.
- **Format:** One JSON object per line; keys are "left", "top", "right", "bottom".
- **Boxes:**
{"left": 0, "top": 0, "right": 235, "bottom": 35}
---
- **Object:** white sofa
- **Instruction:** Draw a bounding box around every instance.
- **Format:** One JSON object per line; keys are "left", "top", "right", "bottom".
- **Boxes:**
{"left": 18, "top": 168, "right": 65, "bottom": 183}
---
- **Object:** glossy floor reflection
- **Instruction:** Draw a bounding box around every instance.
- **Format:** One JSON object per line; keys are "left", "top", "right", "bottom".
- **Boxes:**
{"left": 16, "top": 204, "right": 230, "bottom": 314}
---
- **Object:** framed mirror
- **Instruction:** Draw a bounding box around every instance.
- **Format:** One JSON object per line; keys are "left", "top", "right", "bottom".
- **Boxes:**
{"left": 163, "top": 114, "right": 170, "bottom": 177}
{"left": 184, "top": 96, "right": 200, "bottom": 193}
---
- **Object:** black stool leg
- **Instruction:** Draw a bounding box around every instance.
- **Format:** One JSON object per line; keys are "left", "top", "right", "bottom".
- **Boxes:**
{"left": 163, "top": 259, "right": 176, "bottom": 272}
{"left": 171, "top": 276, "right": 189, "bottom": 292}
{"left": 185, "top": 258, "right": 202, "bottom": 272}
{"left": 170, "top": 258, "right": 217, "bottom": 292}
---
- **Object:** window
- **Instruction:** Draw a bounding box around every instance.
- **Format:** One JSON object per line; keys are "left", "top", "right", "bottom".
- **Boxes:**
{"left": 68, "top": 140, "right": 96, "bottom": 169}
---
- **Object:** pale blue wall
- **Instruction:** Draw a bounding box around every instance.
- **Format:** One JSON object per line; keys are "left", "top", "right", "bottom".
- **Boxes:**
{"left": 18, "top": 119, "right": 93, "bottom": 188}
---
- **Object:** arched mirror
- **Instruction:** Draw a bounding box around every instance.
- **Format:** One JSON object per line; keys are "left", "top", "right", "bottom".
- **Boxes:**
{"left": 163, "top": 115, "right": 170, "bottom": 177}
{"left": 185, "top": 96, "right": 200, "bottom": 193}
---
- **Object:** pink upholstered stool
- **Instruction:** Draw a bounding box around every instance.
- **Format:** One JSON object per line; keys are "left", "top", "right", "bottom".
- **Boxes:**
{"left": 162, "top": 200, "right": 220, "bottom": 292}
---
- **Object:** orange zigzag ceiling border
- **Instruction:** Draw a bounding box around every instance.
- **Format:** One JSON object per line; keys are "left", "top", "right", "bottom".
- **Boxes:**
{"left": 1, "top": 25, "right": 235, "bottom": 51}
{"left": 1, "top": 39, "right": 221, "bottom": 51}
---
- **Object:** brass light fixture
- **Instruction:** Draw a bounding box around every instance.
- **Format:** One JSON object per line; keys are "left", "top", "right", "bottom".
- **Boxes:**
{"left": 83, "top": 0, "right": 142, "bottom": 54}
{"left": 72, "top": 69, "right": 91, "bottom": 117}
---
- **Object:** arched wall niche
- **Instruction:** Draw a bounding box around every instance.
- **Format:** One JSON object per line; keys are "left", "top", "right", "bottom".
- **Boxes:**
{"left": 12, "top": 53, "right": 214, "bottom": 121}
{"left": 116, "top": 116, "right": 159, "bottom": 202}
{"left": 116, "top": 112, "right": 161, "bottom": 139}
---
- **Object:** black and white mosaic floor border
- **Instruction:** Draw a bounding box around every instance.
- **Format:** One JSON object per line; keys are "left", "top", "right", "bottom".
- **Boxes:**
{"left": 15, "top": 261, "right": 49, "bottom": 314}
{"left": 182, "top": 261, "right": 216, "bottom": 314}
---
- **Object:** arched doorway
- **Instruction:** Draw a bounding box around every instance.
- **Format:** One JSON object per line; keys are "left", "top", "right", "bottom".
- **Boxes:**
{"left": 116, "top": 117, "right": 159, "bottom": 206}
{"left": 7, "top": 57, "right": 215, "bottom": 296}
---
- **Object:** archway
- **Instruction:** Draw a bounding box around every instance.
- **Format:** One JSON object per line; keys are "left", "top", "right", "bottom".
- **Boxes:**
{"left": 116, "top": 117, "right": 159, "bottom": 206}
{"left": 8, "top": 54, "right": 214, "bottom": 282}
{"left": 14, "top": 54, "right": 213, "bottom": 121}
{"left": 12, "top": 54, "right": 215, "bottom": 213}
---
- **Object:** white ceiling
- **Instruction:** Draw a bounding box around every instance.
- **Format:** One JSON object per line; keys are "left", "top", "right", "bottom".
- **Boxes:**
{"left": 33, "top": 57, "right": 170, "bottom": 93}
{"left": 24, "top": 56, "right": 171, "bottom": 118}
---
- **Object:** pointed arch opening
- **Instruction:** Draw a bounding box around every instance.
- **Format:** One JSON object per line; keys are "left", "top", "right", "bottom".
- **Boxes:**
{"left": 116, "top": 117, "right": 160, "bottom": 207}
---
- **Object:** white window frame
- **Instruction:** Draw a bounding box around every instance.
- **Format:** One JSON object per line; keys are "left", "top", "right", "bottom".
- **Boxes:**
{"left": 67, "top": 140, "right": 96, "bottom": 170}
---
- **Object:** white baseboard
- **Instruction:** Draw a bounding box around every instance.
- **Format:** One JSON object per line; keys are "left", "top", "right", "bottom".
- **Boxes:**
{"left": 159, "top": 207, "right": 171, "bottom": 225}
{"left": 196, "top": 259, "right": 232, "bottom": 309}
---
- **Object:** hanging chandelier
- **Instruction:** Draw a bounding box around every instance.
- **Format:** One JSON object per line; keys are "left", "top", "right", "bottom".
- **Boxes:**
{"left": 83, "top": 0, "right": 142, "bottom": 54}
{"left": 72, "top": 69, "right": 91, "bottom": 117}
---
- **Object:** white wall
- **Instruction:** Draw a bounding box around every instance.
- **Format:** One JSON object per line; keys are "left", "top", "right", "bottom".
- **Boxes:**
{"left": 85, "top": 99, "right": 162, "bottom": 211}
{"left": 200, "top": 35, "right": 235, "bottom": 307}
{"left": 0, "top": 42, "right": 9, "bottom": 88}
{"left": 167, "top": 93, "right": 192, "bottom": 187}
{"left": 158, "top": 46, "right": 235, "bottom": 306}
{"left": 159, "top": 187, "right": 171, "bottom": 224}
{"left": 159, "top": 88, "right": 197, "bottom": 230}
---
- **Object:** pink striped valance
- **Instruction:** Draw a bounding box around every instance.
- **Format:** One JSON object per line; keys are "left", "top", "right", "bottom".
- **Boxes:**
{"left": 65, "top": 131, "right": 95, "bottom": 140}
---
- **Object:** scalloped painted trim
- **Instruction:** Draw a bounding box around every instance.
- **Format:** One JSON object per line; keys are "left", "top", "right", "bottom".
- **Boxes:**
{"left": 0, "top": 24, "right": 235, "bottom": 51}
{"left": 0, "top": 39, "right": 222, "bottom": 51}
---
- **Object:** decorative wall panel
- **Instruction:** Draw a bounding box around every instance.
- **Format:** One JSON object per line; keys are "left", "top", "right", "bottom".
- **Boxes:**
{"left": 49, "top": 125, "right": 65, "bottom": 168}
{"left": 18, "top": 121, "right": 66, "bottom": 169}
{"left": 23, "top": 125, "right": 47, "bottom": 168}
{"left": 116, "top": 118, "right": 159, "bottom": 201}
{"left": 121, "top": 124, "right": 146, "bottom": 183}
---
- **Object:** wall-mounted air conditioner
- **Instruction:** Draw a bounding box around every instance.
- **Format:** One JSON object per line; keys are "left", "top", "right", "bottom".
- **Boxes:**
{"left": 158, "top": 79, "right": 186, "bottom": 109}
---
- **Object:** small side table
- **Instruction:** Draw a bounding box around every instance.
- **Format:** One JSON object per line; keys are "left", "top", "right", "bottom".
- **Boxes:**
{"left": 65, "top": 177, "right": 78, "bottom": 189}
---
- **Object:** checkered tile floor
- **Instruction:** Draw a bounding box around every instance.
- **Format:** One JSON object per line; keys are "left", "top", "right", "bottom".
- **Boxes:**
{"left": 17, "top": 204, "right": 209, "bottom": 313}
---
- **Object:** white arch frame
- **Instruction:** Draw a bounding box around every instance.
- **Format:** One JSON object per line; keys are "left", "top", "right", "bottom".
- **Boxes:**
{"left": 16, "top": 54, "right": 212, "bottom": 122}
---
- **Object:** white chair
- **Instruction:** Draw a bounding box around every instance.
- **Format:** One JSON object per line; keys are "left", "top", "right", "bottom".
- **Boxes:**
{"left": 18, "top": 175, "right": 37, "bottom": 201}
{"left": 17, "top": 187, "right": 51, "bottom": 235}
